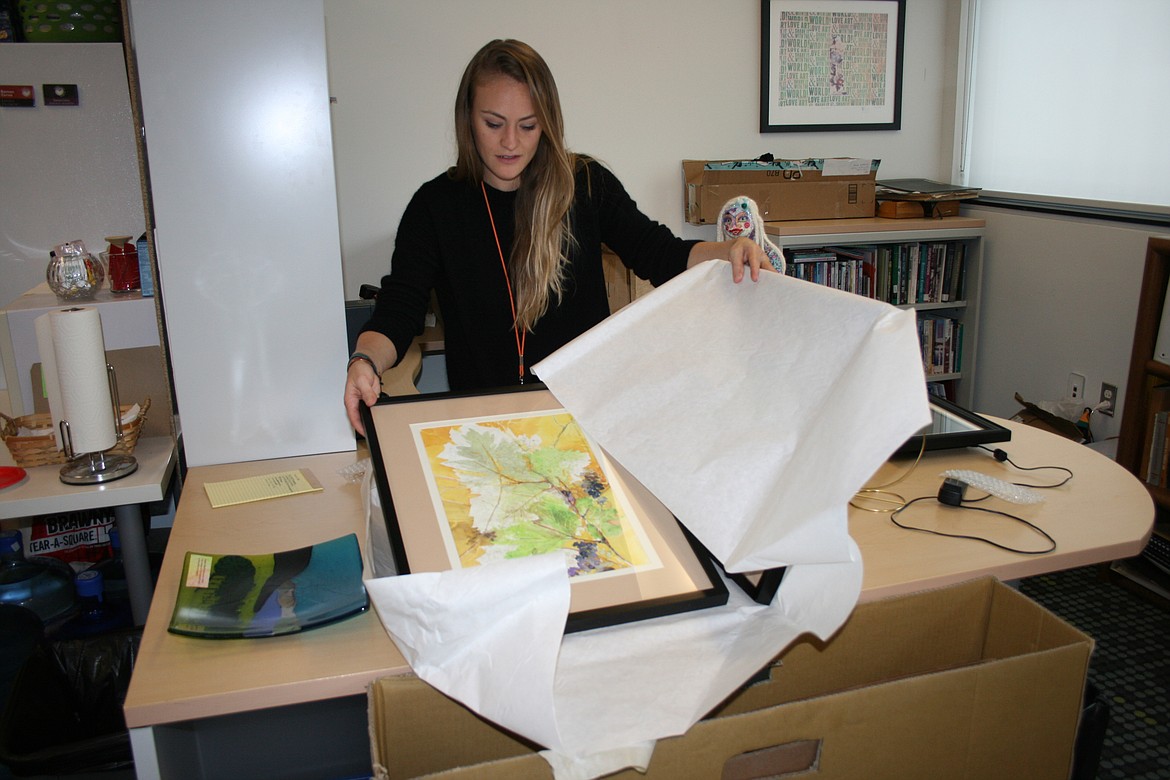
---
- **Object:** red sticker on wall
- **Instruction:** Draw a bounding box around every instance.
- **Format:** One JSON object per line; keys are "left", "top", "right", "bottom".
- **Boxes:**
{"left": 0, "top": 85, "right": 36, "bottom": 107}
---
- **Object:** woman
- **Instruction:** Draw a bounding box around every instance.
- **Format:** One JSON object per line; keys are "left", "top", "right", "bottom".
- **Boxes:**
{"left": 345, "top": 39, "right": 770, "bottom": 433}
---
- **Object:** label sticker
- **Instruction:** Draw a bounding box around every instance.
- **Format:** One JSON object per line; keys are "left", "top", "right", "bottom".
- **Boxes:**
{"left": 43, "top": 84, "right": 79, "bottom": 106}
{"left": 185, "top": 553, "right": 214, "bottom": 588}
{"left": 0, "top": 85, "right": 36, "bottom": 107}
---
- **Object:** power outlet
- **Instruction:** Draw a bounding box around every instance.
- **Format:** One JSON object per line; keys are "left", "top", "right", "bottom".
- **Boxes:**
{"left": 1067, "top": 372, "right": 1086, "bottom": 402}
{"left": 1100, "top": 383, "right": 1118, "bottom": 416}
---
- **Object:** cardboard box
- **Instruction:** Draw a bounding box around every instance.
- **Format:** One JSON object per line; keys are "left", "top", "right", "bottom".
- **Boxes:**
{"left": 876, "top": 200, "right": 926, "bottom": 219}
{"left": 368, "top": 577, "right": 1093, "bottom": 779}
{"left": 1010, "top": 393, "right": 1085, "bottom": 443}
{"left": 683, "top": 159, "right": 879, "bottom": 225}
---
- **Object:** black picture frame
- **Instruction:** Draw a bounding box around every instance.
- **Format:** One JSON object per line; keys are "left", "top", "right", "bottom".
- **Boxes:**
{"left": 760, "top": 0, "right": 906, "bottom": 132}
{"left": 892, "top": 396, "right": 1012, "bottom": 458}
{"left": 727, "top": 566, "right": 788, "bottom": 606}
{"left": 687, "top": 532, "right": 788, "bottom": 606}
{"left": 360, "top": 385, "right": 729, "bottom": 633}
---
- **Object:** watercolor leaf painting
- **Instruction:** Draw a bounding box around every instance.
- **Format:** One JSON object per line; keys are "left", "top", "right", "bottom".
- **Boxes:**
{"left": 414, "top": 411, "right": 658, "bottom": 579}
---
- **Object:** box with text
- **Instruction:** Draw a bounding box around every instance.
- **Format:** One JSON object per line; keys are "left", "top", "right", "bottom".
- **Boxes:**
{"left": 683, "top": 158, "right": 880, "bottom": 225}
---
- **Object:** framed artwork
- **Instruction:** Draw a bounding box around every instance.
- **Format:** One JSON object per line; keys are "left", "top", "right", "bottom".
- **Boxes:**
{"left": 760, "top": 0, "right": 906, "bottom": 132}
{"left": 892, "top": 397, "right": 1011, "bottom": 458}
{"left": 361, "top": 385, "right": 728, "bottom": 633}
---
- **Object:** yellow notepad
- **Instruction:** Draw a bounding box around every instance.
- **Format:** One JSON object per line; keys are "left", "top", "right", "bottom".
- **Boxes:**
{"left": 204, "top": 469, "right": 324, "bottom": 508}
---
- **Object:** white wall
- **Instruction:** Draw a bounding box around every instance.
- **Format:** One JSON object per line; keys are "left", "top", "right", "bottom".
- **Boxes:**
{"left": 324, "top": 0, "right": 960, "bottom": 295}
{"left": 969, "top": 205, "right": 1170, "bottom": 444}
{"left": 0, "top": 43, "right": 146, "bottom": 390}
{"left": 10, "top": 0, "right": 1157, "bottom": 464}
{"left": 324, "top": 0, "right": 1168, "bottom": 450}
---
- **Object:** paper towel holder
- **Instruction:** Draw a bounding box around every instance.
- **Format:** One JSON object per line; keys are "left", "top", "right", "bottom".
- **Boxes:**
{"left": 58, "top": 363, "right": 138, "bottom": 485}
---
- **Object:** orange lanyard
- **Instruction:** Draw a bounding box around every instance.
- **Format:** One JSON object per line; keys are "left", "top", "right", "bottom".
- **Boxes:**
{"left": 481, "top": 182, "right": 526, "bottom": 383}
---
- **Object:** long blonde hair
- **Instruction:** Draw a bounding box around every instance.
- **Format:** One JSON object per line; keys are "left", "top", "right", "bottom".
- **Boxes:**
{"left": 453, "top": 40, "right": 577, "bottom": 332}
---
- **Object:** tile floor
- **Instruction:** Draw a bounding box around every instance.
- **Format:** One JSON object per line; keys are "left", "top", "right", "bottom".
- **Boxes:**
{"left": 1020, "top": 565, "right": 1170, "bottom": 780}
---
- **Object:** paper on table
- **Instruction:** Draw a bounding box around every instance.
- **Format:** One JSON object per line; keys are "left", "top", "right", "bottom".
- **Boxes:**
{"left": 204, "top": 469, "right": 323, "bottom": 508}
{"left": 367, "top": 260, "right": 930, "bottom": 778}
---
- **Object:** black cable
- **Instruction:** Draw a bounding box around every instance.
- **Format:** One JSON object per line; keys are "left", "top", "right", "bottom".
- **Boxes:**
{"left": 977, "top": 446, "right": 1074, "bottom": 488}
{"left": 889, "top": 495, "right": 1057, "bottom": 555}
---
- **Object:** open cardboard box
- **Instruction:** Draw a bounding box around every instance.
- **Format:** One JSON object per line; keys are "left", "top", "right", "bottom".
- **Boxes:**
{"left": 683, "top": 159, "right": 878, "bottom": 225}
{"left": 1010, "top": 393, "right": 1085, "bottom": 443}
{"left": 368, "top": 577, "right": 1093, "bottom": 779}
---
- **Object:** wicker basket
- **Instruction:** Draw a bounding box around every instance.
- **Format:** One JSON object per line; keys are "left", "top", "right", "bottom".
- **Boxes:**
{"left": 1, "top": 398, "right": 150, "bottom": 468}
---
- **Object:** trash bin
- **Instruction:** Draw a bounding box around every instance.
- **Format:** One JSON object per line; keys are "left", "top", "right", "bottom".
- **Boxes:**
{"left": 1072, "top": 680, "right": 1110, "bottom": 780}
{"left": 0, "top": 627, "right": 140, "bottom": 775}
{"left": 0, "top": 605, "right": 43, "bottom": 722}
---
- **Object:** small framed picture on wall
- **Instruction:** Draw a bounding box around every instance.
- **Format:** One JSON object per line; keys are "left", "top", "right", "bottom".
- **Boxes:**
{"left": 760, "top": 0, "right": 906, "bottom": 132}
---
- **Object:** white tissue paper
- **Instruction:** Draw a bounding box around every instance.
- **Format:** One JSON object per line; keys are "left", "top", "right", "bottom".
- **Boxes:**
{"left": 536, "top": 260, "right": 929, "bottom": 572}
{"left": 366, "top": 260, "right": 930, "bottom": 778}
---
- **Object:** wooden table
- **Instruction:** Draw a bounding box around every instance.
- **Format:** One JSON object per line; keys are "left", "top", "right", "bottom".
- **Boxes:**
{"left": 123, "top": 419, "right": 1152, "bottom": 779}
{"left": 852, "top": 422, "right": 1152, "bottom": 600}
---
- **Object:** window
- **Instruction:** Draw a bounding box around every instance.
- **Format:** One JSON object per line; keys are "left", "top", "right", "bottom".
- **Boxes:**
{"left": 960, "top": 0, "right": 1170, "bottom": 215}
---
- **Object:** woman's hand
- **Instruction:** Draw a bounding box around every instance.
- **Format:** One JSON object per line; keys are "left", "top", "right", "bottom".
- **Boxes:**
{"left": 688, "top": 237, "right": 779, "bottom": 283}
{"left": 725, "top": 237, "right": 776, "bottom": 283}
{"left": 344, "top": 360, "right": 381, "bottom": 436}
{"left": 344, "top": 332, "right": 397, "bottom": 436}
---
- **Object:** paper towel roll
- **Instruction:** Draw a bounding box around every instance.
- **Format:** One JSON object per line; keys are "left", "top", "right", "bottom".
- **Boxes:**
{"left": 34, "top": 314, "right": 66, "bottom": 450}
{"left": 42, "top": 307, "right": 116, "bottom": 455}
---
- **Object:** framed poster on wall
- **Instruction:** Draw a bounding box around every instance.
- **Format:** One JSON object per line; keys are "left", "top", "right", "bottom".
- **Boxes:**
{"left": 760, "top": 0, "right": 905, "bottom": 132}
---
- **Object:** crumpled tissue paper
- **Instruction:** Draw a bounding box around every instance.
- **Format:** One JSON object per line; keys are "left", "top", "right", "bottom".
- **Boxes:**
{"left": 366, "top": 259, "right": 930, "bottom": 778}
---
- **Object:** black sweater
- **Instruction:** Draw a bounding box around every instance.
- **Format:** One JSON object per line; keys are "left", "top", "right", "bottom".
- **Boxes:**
{"left": 363, "top": 159, "right": 697, "bottom": 390}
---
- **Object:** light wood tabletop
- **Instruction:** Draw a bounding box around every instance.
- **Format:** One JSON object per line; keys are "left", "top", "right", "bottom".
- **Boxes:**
{"left": 853, "top": 419, "right": 1152, "bottom": 601}
{"left": 123, "top": 417, "right": 1152, "bottom": 731}
{"left": 123, "top": 449, "right": 409, "bottom": 729}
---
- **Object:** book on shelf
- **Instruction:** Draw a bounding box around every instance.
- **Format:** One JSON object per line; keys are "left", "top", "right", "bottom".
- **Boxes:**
{"left": 946, "top": 242, "right": 967, "bottom": 302}
{"left": 168, "top": 533, "right": 368, "bottom": 639}
{"left": 1143, "top": 384, "right": 1170, "bottom": 487}
{"left": 784, "top": 240, "right": 968, "bottom": 308}
{"left": 927, "top": 380, "right": 957, "bottom": 401}
{"left": 823, "top": 245, "right": 877, "bottom": 298}
{"left": 916, "top": 314, "right": 963, "bottom": 377}
{"left": 784, "top": 247, "right": 878, "bottom": 298}
{"left": 876, "top": 179, "right": 982, "bottom": 200}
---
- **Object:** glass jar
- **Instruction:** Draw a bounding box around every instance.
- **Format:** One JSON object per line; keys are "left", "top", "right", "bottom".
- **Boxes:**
{"left": 46, "top": 239, "right": 105, "bottom": 301}
{"left": 104, "top": 235, "right": 141, "bottom": 293}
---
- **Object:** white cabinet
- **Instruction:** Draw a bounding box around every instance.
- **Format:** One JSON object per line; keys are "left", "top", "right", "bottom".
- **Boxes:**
{"left": 128, "top": 0, "right": 353, "bottom": 466}
{"left": 766, "top": 217, "right": 985, "bottom": 408}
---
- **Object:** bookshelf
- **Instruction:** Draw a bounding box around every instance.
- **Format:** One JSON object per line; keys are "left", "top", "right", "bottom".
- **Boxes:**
{"left": 1117, "top": 237, "right": 1170, "bottom": 503}
{"left": 1113, "top": 236, "right": 1170, "bottom": 605}
{"left": 765, "top": 216, "right": 986, "bottom": 408}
